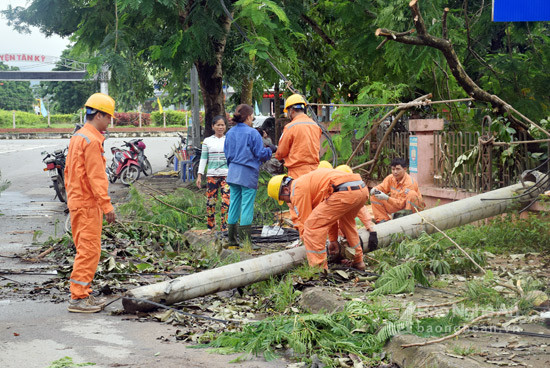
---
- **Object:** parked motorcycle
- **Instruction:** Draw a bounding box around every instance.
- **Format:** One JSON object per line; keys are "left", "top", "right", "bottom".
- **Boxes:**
{"left": 165, "top": 133, "right": 201, "bottom": 179}
{"left": 106, "top": 146, "right": 141, "bottom": 185}
{"left": 165, "top": 132, "right": 187, "bottom": 168}
{"left": 42, "top": 148, "right": 67, "bottom": 203}
{"left": 124, "top": 139, "right": 152, "bottom": 176}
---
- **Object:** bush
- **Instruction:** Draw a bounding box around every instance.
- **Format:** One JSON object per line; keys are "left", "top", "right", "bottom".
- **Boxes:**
{"left": 151, "top": 110, "right": 190, "bottom": 126}
{"left": 114, "top": 112, "right": 151, "bottom": 127}
{"left": 49, "top": 114, "right": 75, "bottom": 125}
{"left": 0, "top": 109, "right": 42, "bottom": 127}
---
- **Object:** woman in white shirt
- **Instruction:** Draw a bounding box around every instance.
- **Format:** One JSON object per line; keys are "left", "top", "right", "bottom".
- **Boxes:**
{"left": 196, "top": 116, "right": 230, "bottom": 232}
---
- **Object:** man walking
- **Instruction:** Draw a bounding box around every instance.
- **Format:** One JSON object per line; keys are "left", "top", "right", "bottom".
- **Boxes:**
{"left": 65, "top": 93, "right": 116, "bottom": 313}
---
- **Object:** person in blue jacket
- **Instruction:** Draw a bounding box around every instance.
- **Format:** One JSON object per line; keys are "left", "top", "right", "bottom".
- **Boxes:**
{"left": 224, "top": 104, "right": 276, "bottom": 247}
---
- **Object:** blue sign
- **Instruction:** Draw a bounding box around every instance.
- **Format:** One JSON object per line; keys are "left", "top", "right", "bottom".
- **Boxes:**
{"left": 409, "top": 136, "right": 418, "bottom": 173}
{"left": 493, "top": 0, "right": 550, "bottom": 22}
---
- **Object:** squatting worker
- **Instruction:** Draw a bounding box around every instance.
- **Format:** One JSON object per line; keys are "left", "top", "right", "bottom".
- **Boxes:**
{"left": 64, "top": 93, "right": 116, "bottom": 313}
{"left": 274, "top": 94, "right": 322, "bottom": 179}
{"left": 196, "top": 115, "right": 230, "bottom": 232}
{"left": 370, "top": 157, "right": 425, "bottom": 224}
{"left": 224, "top": 104, "right": 275, "bottom": 247}
{"left": 268, "top": 168, "right": 369, "bottom": 270}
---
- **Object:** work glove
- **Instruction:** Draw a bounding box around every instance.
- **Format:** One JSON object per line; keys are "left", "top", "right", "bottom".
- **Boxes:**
{"left": 268, "top": 144, "right": 277, "bottom": 153}
{"left": 374, "top": 189, "right": 389, "bottom": 201}
{"left": 367, "top": 231, "right": 378, "bottom": 252}
{"left": 370, "top": 187, "right": 377, "bottom": 196}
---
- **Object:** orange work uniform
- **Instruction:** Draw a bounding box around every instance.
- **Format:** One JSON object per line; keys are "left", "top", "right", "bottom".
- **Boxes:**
{"left": 371, "top": 172, "right": 424, "bottom": 223}
{"left": 64, "top": 122, "right": 113, "bottom": 300}
{"left": 275, "top": 112, "right": 322, "bottom": 179}
{"left": 289, "top": 168, "right": 369, "bottom": 269}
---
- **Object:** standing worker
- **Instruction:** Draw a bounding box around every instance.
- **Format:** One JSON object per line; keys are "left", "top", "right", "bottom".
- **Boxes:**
{"left": 274, "top": 94, "right": 322, "bottom": 178}
{"left": 370, "top": 157, "right": 425, "bottom": 223}
{"left": 65, "top": 93, "right": 116, "bottom": 313}
{"left": 267, "top": 168, "right": 369, "bottom": 270}
{"left": 224, "top": 104, "right": 275, "bottom": 247}
{"left": 196, "top": 115, "right": 230, "bottom": 232}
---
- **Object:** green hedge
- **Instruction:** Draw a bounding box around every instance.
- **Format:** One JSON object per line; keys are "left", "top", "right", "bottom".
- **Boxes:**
{"left": 151, "top": 110, "right": 189, "bottom": 126}
{"left": 0, "top": 110, "right": 79, "bottom": 128}
{"left": 1, "top": 109, "right": 205, "bottom": 128}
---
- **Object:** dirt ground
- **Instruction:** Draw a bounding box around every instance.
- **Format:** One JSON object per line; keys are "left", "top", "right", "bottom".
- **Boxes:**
{"left": 2, "top": 173, "right": 549, "bottom": 368}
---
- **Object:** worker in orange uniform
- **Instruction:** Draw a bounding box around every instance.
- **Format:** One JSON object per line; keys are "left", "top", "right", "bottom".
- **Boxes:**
{"left": 268, "top": 168, "right": 369, "bottom": 270}
{"left": 274, "top": 94, "right": 322, "bottom": 179}
{"left": 333, "top": 165, "right": 378, "bottom": 254}
{"left": 370, "top": 157, "right": 425, "bottom": 224}
{"left": 65, "top": 93, "right": 116, "bottom": 313}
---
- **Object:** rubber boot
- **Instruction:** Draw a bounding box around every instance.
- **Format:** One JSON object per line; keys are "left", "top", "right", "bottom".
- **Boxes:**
{"left": 238, "top": 225, "right": 259, "bottom": 250}
{"left": 227, "top": 223, "right": 239, "bottom": 248}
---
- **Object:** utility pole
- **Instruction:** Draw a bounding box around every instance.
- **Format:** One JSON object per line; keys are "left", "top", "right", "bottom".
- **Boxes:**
{"left": 99, "top": 65, "right": 110, "bottom": 95}
{"left": 190, "top": 64, "right": 201, "bottom": 148}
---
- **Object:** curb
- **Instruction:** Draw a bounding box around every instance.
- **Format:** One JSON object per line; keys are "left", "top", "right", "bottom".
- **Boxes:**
{"left": 0, "top": 128, "right": 187, "bottom": 139}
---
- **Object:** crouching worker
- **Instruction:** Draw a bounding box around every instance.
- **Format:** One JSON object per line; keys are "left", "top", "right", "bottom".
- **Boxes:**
{"left": 370, "top": 157, "right": 425, "bottom": 224}
{"left": 333, "top": 165, "right": 378, "bottom": 254}
{"left": 65, "top": 93, "right": 116, "bottom": 313}
{"left": 268, "top": 168, "right": 369, "bottom": 270}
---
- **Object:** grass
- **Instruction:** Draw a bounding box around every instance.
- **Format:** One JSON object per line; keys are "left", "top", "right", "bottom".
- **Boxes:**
{"left": 449, "top": 344, "right": 480, "bottom": 356}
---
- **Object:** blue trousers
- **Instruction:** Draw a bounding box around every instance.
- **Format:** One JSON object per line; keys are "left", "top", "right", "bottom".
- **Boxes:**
{"left": 227, "top": 184, "right": 257, "bottom": 226}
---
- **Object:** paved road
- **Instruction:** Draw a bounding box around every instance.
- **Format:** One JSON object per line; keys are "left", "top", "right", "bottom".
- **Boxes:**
{"left": 0, "top": 138, "right": 286, "bottom": 368}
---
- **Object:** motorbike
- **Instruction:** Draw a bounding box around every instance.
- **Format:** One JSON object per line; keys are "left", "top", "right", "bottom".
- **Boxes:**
{"left": 165, "top": 132, "right": 187, "bottom": 168}
{"left": 124, "top": 139, "right": 152, "bottom": 176}
{"left": 42, "top": 148, "right": 67, "bottom": 203}
{"left": 106, "top": 146, "right": 141, "bottom": 185}
{"left": 165, "top": 133, "right": 201, "bottom": 179}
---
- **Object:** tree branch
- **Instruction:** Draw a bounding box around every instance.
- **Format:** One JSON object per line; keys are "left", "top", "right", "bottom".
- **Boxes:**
{"left": 301, "top": 14, "right": 335, "bottom": 47}
{"left": 375, "top": 0, "right": 545, "bottom": 136}
{"left": 401, "top": 305, "right": 519, "bottom": 348}
{"left": 442, "top": 7, "right": 449, "bottom": 40}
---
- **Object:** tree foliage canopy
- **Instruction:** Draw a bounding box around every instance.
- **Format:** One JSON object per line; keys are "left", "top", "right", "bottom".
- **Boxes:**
{"left": 0, "top": 63, "right": 34, "bottom": 112}
{"left": 3, "top": 0, "right": 549, "bottom": 128}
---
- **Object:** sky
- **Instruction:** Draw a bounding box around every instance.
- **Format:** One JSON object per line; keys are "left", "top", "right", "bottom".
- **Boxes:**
{"left": 0, "top": 0, "right": 71, "bottom": 71}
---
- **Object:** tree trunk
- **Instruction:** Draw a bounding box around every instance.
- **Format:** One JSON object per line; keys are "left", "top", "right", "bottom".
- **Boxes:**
{"left": 196, "top": 61, "right": 225, "bottom": 138}
{"left": 240, "top": 76, "right": 253, "bottom": 106}
{"left": 193, "top": 12, "right": 231, "bottom": 138}
{"left": 274, "top": 82, "right": 281, "bottom": 119}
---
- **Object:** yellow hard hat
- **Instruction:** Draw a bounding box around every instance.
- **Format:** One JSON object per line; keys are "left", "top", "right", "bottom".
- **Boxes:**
{"left": 318, "top": 160, "right": 333, "bottom": 169}
{"left": 268, "top": 175, "right": 290, "bottom": 205}
{"left": 283, "top": 94, "right": 307, "bottom": 113}
{"left": 335, "top": 164, "right": 353, "bottom": 173}
{"left": 85, "top": 93, "right": 115, "bottom": 116}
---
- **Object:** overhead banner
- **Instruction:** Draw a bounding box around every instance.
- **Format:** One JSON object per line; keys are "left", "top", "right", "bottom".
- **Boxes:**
{"left": 493, "top": 0, "right": 550, "bottom": 22}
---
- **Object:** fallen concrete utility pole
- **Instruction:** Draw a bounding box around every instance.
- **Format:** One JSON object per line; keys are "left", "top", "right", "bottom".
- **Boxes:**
{"left": 358, "top": 171, "right": 546, "bottom": 249}
{"left": 123, "top": 247, "right": 306, "bottom": 312}
{"left": 123, "top": 172, "right": 546, "bottom": 312}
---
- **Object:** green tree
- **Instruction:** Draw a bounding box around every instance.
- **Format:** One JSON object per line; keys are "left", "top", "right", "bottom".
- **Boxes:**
{"left": 0, "top": 63, "right": 34, "bottom": 112}
{"left": 4, "top": 0, "right": 296, "bottom": 136}
{"left": 38, "top": 48, "right": 99, "bottom": 114}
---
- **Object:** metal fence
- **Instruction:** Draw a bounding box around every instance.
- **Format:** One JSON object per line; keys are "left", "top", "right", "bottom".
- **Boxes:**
{"left": 433, "top": 131, "right": 549, "bottom": 192}
{"left": 371, "top": 130, "right": 548, "bottom": 192}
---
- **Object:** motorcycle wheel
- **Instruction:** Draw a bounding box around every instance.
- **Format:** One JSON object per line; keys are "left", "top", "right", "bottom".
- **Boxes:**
{"left": 64, "top": 212, "right": 71, "bottom": 233}
{"left": 53, "top": 176, "right": 67, "bottom": 203}
{"left": 107, "top": 167, "right": 117, "bottom": 183}
{"left": 166, "top": 154, "right": 174, "bottom": 168}
{"left": 120, "top": 165, "right": 140, "bottom": 186}
{"left": 142, "top": 158, "right": 153, "bottom": 176}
